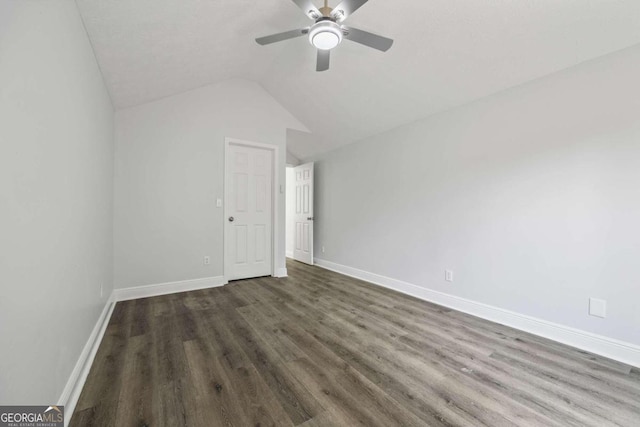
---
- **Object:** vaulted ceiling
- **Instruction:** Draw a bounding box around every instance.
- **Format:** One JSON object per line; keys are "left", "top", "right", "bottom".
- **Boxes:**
{"left": 76, "top": 0, "right": 640, "bottom": 159}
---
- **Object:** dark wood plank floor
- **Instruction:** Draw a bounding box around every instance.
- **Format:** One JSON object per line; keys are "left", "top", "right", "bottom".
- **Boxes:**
{"left": 71, "top": 260, "right": 640, "bottom": 426}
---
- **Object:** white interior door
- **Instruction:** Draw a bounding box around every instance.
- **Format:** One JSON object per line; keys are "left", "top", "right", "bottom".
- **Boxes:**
{"left": 293, "top": 162, "right": 314, "bottom": 265}
{"left": 225, "top": 143, "right": 273, "bottom": 280}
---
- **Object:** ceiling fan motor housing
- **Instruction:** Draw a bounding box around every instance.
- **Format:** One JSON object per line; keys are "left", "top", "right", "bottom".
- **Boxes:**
{"left": 309, "top": 19, "right": 343, "bottom": 50}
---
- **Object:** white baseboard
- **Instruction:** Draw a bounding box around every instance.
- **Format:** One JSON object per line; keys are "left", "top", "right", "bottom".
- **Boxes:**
{"left": 314, "top": 258, "right": 640, "bottom": 368}
{"left": 275, "top": 267, "right": 288, "bottom": 278}
{"left": 286, "top": 250, "right": 294, "bottom": 259}
{"left": 114, "top": 276, "right": 226, "bottom": 302}
{"left": 59, "top": 276, "right": 225, "bottom": 424}
{"left": 58, "top": 292, "right": 116, "bottom": 426}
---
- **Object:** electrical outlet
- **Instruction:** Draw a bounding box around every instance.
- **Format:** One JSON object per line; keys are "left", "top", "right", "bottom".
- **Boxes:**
{"left": 445, "top": 270, "right": 454, "bottom": 282}
{"left": 589, "top": 298, "right": 606, "bottom": 318}
{"left": 204, "top": 256, "right": 211, "bottom": 265}
{"left": 322, "top": 246, "right": 325, "bottom": 253}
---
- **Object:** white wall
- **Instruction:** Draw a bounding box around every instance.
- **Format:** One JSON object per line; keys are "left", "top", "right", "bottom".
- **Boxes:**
{"left": 0, "top": 0, "right": 114, "bottom": 404}
{"left": 114, "top": 79, "right": 307, "bottom": 288}
{"left": 311, "top": 44, "right": 640, "bottom": 346}
{"left": 286, "top": 150, "right": 301, "bottom": 167}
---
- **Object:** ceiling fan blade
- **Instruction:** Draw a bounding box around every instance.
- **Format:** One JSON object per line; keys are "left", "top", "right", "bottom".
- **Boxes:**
{"left": 331, "top": 0, "right": 369, "bottom": 22}
{"left": 343, "top": 26, "right": 393, "bottom": 52}
{"left": 255, "top": 28, "right": 308, "bottom": 45}
{"left": 316, "top": 49, "right": 330, "bottom": 71}
{"left": 291, "top": 0, "right": 322, "bottom": 19}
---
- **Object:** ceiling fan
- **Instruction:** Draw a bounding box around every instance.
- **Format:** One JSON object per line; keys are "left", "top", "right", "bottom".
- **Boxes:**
{"left": 256, "top": 0, "right": 393, "bottom": 71}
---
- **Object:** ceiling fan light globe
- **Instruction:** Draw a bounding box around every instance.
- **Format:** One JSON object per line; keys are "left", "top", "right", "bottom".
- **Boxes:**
{"left": 313, "top": 32, "right": 340, "bottom": 50}
{"left": 309, "top": 21, "right": 343, "bottom": 50}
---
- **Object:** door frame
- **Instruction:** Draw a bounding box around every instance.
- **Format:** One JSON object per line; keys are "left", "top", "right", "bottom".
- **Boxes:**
{"left": 223, "top": 137, "right": 280, "bottom": 282}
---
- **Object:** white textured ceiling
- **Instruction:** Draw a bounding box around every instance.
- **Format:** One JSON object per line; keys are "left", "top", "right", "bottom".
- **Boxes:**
{"left": 76, "top": 0, "right": 640, "bottom": 159}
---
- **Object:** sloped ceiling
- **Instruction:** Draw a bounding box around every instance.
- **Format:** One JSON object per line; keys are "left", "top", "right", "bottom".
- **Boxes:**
{"left": 76, "top": 0, "right": 640, "bottom": 159}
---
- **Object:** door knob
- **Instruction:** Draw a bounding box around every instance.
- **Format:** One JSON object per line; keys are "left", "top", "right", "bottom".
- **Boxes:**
{"left": 307, "top": 217, "right": 314, "bottom": 220}
{"left": 228, "top": 216, "right": 234, "bottom": 222}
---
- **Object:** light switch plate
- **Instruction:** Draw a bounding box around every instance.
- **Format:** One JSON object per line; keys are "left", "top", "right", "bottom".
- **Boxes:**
{"left": 216, "top": 198, "right": 222, "bottom": 208}
{"left": 445, "top": 270, "right": 454, "bottom": 282}
{"left": 589, "top": 298, "right": 606, "bottom": 318}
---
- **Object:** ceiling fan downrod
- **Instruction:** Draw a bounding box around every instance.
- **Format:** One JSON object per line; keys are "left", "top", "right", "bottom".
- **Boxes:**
{"left": 319, "top": 0, "right": 332, "bottom": 18}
